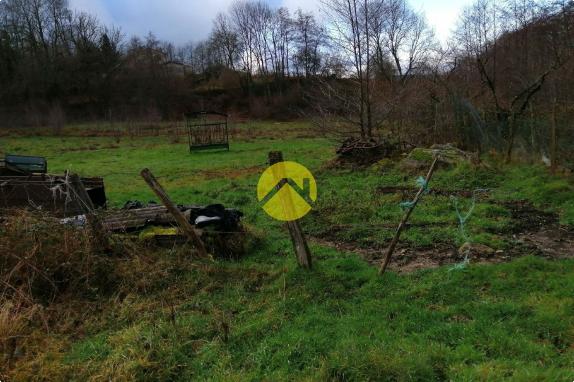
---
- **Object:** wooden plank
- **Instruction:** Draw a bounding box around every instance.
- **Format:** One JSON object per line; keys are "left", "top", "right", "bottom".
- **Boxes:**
{"left": 103, "top": 206, "right": 180, "bottom": 231}
{"left": 140, "top": 168, "right": 208, "bottom": 258}
{"left": 268, "top": 151, "right": 312, "bottom": 269}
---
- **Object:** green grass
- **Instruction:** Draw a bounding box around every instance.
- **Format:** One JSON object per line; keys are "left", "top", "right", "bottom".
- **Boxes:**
{"left": 310, "top": 165, "right": 496, "bottom": 249}
{"left": 2, "top": 126, "right": 574, "bottom": 380}
{"left": 43, "top": 253, "right": 574, "bottom": 381}
{"left": 2, "top": 133, "right": 329, "bottom": 206}
{"left": 494, "top": 164, "right": 574, "bottom": 225}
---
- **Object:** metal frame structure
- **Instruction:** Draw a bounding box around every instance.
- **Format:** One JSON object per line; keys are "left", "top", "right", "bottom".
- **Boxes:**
{"left": 185, "top": 111, "right": 229, "bottom": 152}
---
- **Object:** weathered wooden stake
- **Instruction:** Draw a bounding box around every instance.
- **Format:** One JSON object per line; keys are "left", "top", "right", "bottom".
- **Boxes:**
{"left": 69, "top": 173, "right": 95, "bottom": 211}
{"left": 379, "top": 157, "right": 440, "bottom": 275}
{"left": 69, "top": 173, "right": 110, "bottom": 251}
{"left": 268, "top": 151, "right": 312, "bottom": 269}
{"left": 140, "top": 168, "right": 208, "bottom": 258}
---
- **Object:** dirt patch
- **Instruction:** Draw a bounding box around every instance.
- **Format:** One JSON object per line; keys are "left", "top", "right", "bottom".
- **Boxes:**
{"left": 198, "top": 165, "right": 263, "bottom": 180}
{"left": 496, "top": 200, "right": 573, "bottom": 257}
{"left": 499, "top": 200, "right": 558, "bottom": 232}
{"left": 312, "top": 238, "right": 514, "bottom": 273}
{"left": 377, "top": 186, "right": 491, "bottom": 199}
{"left": 312, "top": 200, "right": 573, "bottom": 273}
{"left": 512, "top": 227, "right": 574, "bottom": 259}
{"left": 60, "top": 144, "right": 120, "bottom": 152}
{"left": 328, "top": 138, "right": 404, "bottom": 168}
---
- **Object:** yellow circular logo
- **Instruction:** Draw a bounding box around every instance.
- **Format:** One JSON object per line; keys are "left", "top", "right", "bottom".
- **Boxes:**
{"left": 257, "top": 161, "right": 317, "bottom": 221}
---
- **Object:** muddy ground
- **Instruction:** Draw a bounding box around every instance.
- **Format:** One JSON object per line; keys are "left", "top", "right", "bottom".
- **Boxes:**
{"left": 312, "top": 200, "right": 574, "bottom": 273}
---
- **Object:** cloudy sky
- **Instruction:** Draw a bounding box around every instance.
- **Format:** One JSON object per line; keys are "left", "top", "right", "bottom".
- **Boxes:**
{"left": 68, "top": 0, "right": 475, "bottom": 46}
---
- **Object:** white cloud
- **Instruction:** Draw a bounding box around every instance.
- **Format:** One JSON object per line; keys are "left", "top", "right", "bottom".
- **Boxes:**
{"left": 426, "top": 8, "right": 460, "bottom": 43}
{"left": 281, "top": 0, "right": 320, "bottom": 13}
{"left": 68, "top": 0, "right": 471, "bottom": 46}
{"left": 69, "top": 0, "right": 236, "bottom": 45}
{"left": 411, "top": 0, "right": 475, "bottom": 44}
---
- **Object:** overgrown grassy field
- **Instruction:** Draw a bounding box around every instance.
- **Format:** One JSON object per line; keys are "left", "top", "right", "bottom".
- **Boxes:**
{"left": 1, "top": 122, "right": 574, "bottom": 380}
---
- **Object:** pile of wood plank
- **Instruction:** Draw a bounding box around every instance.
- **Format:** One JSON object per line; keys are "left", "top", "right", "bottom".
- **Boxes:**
{"left": 104, "top": 205, "right": 198, "bottom": 232}
{"left": 102, "top": 204, "right": 243, "bottom": 232}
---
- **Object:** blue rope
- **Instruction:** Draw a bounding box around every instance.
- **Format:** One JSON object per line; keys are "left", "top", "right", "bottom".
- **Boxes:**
{"left": 416, "top": 176, "right": 430, "bottom": 194}
{"left": 399, "top": 176, "right": 430, "bottom": 210}
{"left": 400, "top": 201, "right": 416, "bottom": 210}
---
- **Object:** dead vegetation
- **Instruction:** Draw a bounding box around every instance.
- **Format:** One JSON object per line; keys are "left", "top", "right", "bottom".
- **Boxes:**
{"left": 334, "top": 137, "right": 402, "bottom": 167}
{"left": 0, "top": 210, "right": 118, "bottom": 303}
{"left": 0, "top": 211, "right": 110, "bottom": 374}
{"left": 0, "top": 209, "right": 232, "bottom": 377}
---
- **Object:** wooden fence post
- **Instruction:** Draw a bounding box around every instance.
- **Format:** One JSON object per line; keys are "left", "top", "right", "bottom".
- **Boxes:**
{"left": 140, "top": 168, "right": 208, "bottom": 258}
{"left": 379, "top": 157, "right": 440, "bottom": 275}
{"left": 268, "top": 151, "right": 312, "bottom": 269}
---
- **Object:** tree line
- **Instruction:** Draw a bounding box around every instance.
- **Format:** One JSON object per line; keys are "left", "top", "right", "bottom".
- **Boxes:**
{"left": 0, "top": 0, "right": 329, "bottom": 125}
{"left": 309, "top": 0, "right": 573, "bottom": 165}
{"left": 1, "top": 0, "right": 573, "bottom": 165}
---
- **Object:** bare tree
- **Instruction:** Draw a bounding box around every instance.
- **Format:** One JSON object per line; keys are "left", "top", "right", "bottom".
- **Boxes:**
{"left": 374, "top": 0, "right": 436, "bottom": 83}
{"left": 320, "top": 0, "right": 374, "bottom": 140}
{"left": 317, "top": 0, "right": 435, "bottom": 142}
{"left": 230, "top": 1, "right": 256, "bottom": 77}
{"left": 369, "top": 0, "right": 437, "bottom": 141}
{"left": 269, "top": 7, "right": 292, "bottom": 78}
{"left": 211, "top": 12, "right": 240, "bottom": 69}
{"left": 454, "top": 0, "right": 570, "bottom": 162}
{"left": 250, "top": 1, "right": 273, "bottom": 75}
{"left": 292, "top": 9, "right": 325, "bottom": 78}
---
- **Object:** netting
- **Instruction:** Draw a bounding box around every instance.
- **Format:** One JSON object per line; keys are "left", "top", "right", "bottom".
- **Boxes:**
{"left": 449, "top": 189, "right": 489, "bottom": 270}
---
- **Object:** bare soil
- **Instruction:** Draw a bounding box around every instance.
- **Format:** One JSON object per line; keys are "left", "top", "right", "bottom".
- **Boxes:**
{"left": 198, "top": 165, "right": 263, "bottom": 180}
{"left": 313, "top": 200, "right": 574, "bottom": 273}
{"left": 377, "top": 186, "right": 491, "bottom": 199}
{"left": 503, "top": 200, "right": 574, "bottom": 259}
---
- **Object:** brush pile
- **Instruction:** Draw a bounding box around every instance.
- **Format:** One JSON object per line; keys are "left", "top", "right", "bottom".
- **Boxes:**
{"left": 0, "top": 210, "right": 118, "bottom": 304}
{"left": 0, "top": 210, "right": 118, "bottom": 372}
{"left": 0, "top": 209, "right": 216, "bottom": 375}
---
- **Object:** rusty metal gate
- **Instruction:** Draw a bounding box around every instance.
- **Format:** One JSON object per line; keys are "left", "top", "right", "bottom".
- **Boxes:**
{"left": 185, "top": 111, "right": 229, "bottom": 152}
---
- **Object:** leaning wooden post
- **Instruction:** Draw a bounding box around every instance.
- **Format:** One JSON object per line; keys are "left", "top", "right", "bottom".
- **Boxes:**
{"left": 69, "top": 173, "right": 110, "bottom": 251}
{"left": 268, "top": 151, "right": 312, "bottom": 269}
{"left": 379, "top": 156, "right": 440, "bottom": 275}
{"left": 69, "top": 173, "right": 95, "bottom": 211}
{"left": 140, "top": 168, "right": 208, "bottom": 258}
